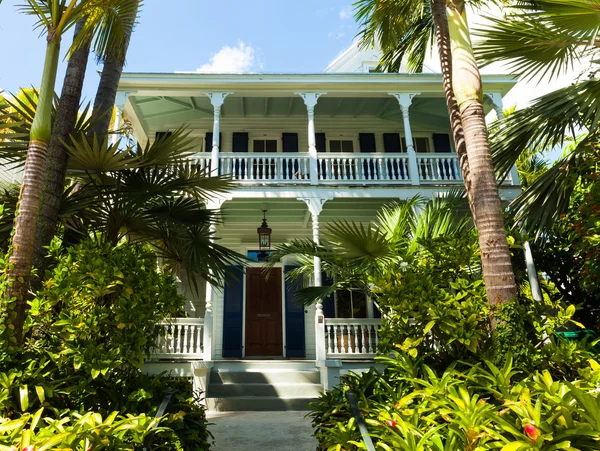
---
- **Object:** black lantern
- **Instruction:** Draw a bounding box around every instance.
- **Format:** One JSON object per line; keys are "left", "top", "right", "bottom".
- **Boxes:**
{"left": 257, "top": 210, "right": 272, "bottom": 250}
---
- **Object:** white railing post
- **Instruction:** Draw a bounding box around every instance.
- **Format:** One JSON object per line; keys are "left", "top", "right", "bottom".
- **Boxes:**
{"left": 205, "top": 92, "right": 232, "bottom": 176}
{"left": 390, "top": 93, "right": 421, "bottom": 186}
{"left": 323, "top": 319, "right": 382, "bottom": 358}
{"left": 297, "top": 93, "right": 326, "bottom": 186}
{"left": 298, "top": 197, "right": 332, "bottom": 362}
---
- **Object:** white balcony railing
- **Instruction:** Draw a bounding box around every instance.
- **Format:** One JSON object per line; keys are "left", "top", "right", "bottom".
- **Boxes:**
{"left": 154, "top": 318, "right": 204, "bottom": 359}
{"left": 190, "top": 152, "right": 521, "bottom": 187}
{"left": 416, "top": 154, "right": 462, "bottom": 182}
{"left": 324, "top": 318, "right": 381, "bottom": 358}
{"left": 318, "top": 153, "right": 411, "bottom": 183}
{"left": 219, "top": 153, "right": 311, "bottom": 183}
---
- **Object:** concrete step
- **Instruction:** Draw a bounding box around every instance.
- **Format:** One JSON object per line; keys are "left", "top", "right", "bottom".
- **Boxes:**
{"left": 207, "top": 396, "right": 317, "bottom": 412}
{"left": 211, "top": 370, "right": 320, "bottom": 385}
{"left": 208, "top": 382, "right": 322, "bottom": 398}
{"left": 213, "top": 360, "right": 316, "bottom": 372}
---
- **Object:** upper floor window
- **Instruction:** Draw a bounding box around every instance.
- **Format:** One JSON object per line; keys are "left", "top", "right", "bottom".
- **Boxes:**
{"left": 401, "top": 137, "right": 431, "bottom": 153}
{"left": 253, "top": 139, "right": 278, "bottom": 153}
{"left": 329, "top": 139, "right": 354, "bottom": 153}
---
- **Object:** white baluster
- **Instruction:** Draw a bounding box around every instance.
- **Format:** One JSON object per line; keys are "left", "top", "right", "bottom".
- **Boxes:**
{"left": 327, "top": 325, "right": 333, "bottom": 354}
{"left": 375, "top": 325, "right": 380, "bottom": 351}
{"left": 333, "top": 325, "right": 339, "bottom": 354}
{"left": 376, "top": 158, "right": 383, "bottom": 181}
{"left": 182, "top": 324, "right": 189, "bottom": 354}
{"left": 361, "top": 325, "right": 368, "bottom": 354}
{"left": 353, "top": 325, "right": 360, "bottom": 354}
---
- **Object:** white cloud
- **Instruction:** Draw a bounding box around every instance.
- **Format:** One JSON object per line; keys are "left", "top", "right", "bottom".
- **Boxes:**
{"left": 339, "top": 5, "right": 353, "bottom": 20}
{"left": 196, "top": 42, "right": 257, "bottom": 73}
{"left": 328, "top": 31, "right": 346, "bottom": 40}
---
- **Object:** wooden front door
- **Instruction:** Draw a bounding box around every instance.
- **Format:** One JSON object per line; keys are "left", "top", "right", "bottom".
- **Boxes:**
{"left": 245, "top": 268, "right": 283, "bottom": 357}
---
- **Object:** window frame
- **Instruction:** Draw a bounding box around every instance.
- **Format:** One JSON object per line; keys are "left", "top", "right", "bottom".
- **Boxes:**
{"left": 326, "top": 134, "right": 358, "bottom": 154}
{"left": 250, "top": 133, "right": 281, "bottom": 153}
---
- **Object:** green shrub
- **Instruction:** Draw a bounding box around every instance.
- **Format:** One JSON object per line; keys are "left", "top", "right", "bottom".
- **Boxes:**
{"left": 311, "top": 353, "right": 600, "bottom": 450}
{"left": 26, "top": 239, "right": 185, "bottom": 376}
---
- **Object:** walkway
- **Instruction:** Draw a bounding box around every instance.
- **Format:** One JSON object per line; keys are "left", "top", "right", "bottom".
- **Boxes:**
{"left": 207, "top": 411, "right": 319, "bottom": 451}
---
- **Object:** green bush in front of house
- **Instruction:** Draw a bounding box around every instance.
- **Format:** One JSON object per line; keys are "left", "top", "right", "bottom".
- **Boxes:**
{"left": 0, "top": 239, "right": 213, "bottom": 450}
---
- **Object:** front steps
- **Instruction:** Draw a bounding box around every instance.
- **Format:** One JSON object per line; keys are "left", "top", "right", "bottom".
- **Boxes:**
{"left": 206, "top": 360, "right": 323, "bottom": 411}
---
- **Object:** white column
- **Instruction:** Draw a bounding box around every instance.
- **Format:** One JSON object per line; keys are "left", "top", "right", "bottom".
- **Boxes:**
{"left": 390, "top": 93, "right": 421, "bottom": 185}
{"left": 488, "top": 92, "right": 520, "bottom": 186}
{"left": 112, "top": 91, "right": 132, "bottom": 145}
{"left": 298, "top": 196, "right": 332, "bottom": 362}
{"left": 297, "top": 93, "right": 326, "bottom": 185}
{"left": 203, "top": 197, "right": 229, "bottom": 361}
{"left": 205, "top": 93, "right": 232, "bottom": 176}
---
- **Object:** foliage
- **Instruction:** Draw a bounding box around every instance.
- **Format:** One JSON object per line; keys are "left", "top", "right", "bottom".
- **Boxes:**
{"left": 23, "top": 239, "right": 184, "bottom": 376}
{"left": 310, "top": 354, "right": 600, "bottom": 450}
{"left": 0, "top": 239, "right": 212, "bottom": 449}
{"left": 269, "top": 194, "right": 471, "bottom": 307}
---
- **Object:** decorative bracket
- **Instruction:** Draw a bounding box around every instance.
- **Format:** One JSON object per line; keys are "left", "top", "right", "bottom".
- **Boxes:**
{"left": 389, "top": 92, "right": 421, "bottom": 112}
{"left": 296, "top": 92, "right": 327, "bottom": 110}
{"left": 204, "top": 92, "right": 233, "bottom": 108}
{"left": 298, "top": 197, "right": 333, "bottom": 217}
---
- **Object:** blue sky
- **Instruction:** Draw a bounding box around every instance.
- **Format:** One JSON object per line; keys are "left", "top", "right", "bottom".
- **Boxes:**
{"left": 0, "top": 0, "right": 358, "bottom": 102}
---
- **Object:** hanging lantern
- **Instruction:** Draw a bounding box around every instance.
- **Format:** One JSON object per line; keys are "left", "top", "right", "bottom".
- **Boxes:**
{"left": 257, "top": 210, "right": 272, "bottom": 250}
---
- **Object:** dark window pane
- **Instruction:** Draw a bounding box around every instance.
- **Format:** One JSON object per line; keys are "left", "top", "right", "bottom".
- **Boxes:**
{"left": 335, "top": 290, "right": 367, "bottom": 318}
{"left": 342, "top": 140, "right": 354, "bottom": 153}
{"left": 266, "top": 140, "right": 277, "bottom": 152}
{"left": 254, "top": 140, "right": 265, "bottom": 152}
{"left": 415, "top": 137, "right": 430, "bottom": 153}
{"left": 330, "top": 141, "right": 341, "bottom": 152}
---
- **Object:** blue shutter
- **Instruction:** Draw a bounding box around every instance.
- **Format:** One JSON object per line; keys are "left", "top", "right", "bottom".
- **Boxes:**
{"left": 359, "top": 133, "right": 376, "bottom": 153}
{"left": 322, "top": 273, "right": 335, "bottom": 318}
{"left": 383, "top": 133, "right": 404, "bottom": 179}
{"left": 282, "top": 133, "right": 299, "bottom": 179}
{"left": 282, "top": 133, "right": 299, "bottom": 152}
{"left": 433, "top": 133, "right": 452, "bottom": 153}
{"left": 315, "top": 133, "right": 326, "bottom": 153}
{"left": 204, "top": 132, "right": 221, "bottom": 152}
{"left": 222, "top": 266, "right": 244, "bottom": 358}
{"left": 232, "top": 132, "right": 249, "bottom": 152}
{"left": 284, "top": 266, "right": 306, "bottom": 358}
{"left": 232, "top": 132, "right": 248, "bottom": 178}
{"left": 383, "top": 133, "right": 401, "bottom": 153}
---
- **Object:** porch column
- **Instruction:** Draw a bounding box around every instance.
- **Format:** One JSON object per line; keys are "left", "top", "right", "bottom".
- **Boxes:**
{"left": 297, "top": 93, "right": 326, "bottom": 185}
{"left": 298, "top": 196, "right": 332, "bottom": 362}
{"left": 203, "top": 197, "right": 229, "bottom": 361}
{"left": 390, "top": 93, "right": 421, "bottom": 185}
{"left": 112, "top": 91, "right": 132, "bottom": 145}
{"left": 488, "top": 92, "right": 521, "bottom": 186}
{"left": 205, "top": 93, "right": 232, "bottom": 175}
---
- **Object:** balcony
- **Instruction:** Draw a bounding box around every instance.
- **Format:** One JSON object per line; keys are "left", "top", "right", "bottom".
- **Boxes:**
{"left": 192, "top": 153, "right": 473, "bottom": 186}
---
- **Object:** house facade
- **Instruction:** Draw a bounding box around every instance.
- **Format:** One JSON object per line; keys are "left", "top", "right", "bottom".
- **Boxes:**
{"left": 123, "top": 44, "right": 520, "bottom": 410}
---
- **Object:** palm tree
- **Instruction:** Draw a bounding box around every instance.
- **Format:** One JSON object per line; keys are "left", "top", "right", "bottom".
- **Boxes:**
{"left": 0, "top": 119, "right": 243, "bottom": 288}
{"left": 476, "top": 0, "right": 600, "bottom": 234}
{"left": 89, "top": 0, "right": 140, "bottom": 138}
{"left": 34, "top": 1, "right": 141, "bottom": 286}
{"left": 355, "top": 0, "right": 518, "bottom": 309}
{"left": 3, "top": 0, "right": 141, "bottom": 339}
{"left": 268, "top": 194, "right": 472, "bottom": 306}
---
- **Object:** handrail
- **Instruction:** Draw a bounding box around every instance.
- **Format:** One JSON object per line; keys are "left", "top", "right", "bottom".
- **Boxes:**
{"left": 346, "top": 391, "right": 376, "bottom": 451}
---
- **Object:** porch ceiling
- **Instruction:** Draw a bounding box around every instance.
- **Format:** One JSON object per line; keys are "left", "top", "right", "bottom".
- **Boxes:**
{"left": 216, "top": 197, "right": 397, "bottom": 245}
{"left": 129, "top": 95, "right": 456, "bottom": 135}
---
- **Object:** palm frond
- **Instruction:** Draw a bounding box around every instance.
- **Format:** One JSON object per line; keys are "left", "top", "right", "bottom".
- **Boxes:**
{"left": 490, "top": 79, "right": 600, "bottom": 177}
{"left": 324, "top": 220, "right": 396, "bottom": 266}
{"left": 509, "top": 139, "right": 594, "bottom": 235}
{"left": 67, "top": 133, "right": 134, "bottom": 172}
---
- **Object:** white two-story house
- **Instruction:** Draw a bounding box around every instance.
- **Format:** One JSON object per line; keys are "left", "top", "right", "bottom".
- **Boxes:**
{"left": 120, "top": 43, "right": 520, "bottom": 411}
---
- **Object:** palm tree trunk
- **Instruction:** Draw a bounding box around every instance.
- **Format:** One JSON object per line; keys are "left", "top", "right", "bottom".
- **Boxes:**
{"left": 89, "top": 1, "right": 139, "bottom": 137}
{"left": 4, "top": 37, "right": 61, "bottom": 340}
{"left": 446, "top": 0, "right": 518, "bottom": 307}
{"left": 430, "top": 0, "right": 475, "bottom": 223}
{"left": 31, "top": 19, "right": 91, "bottom": 290}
